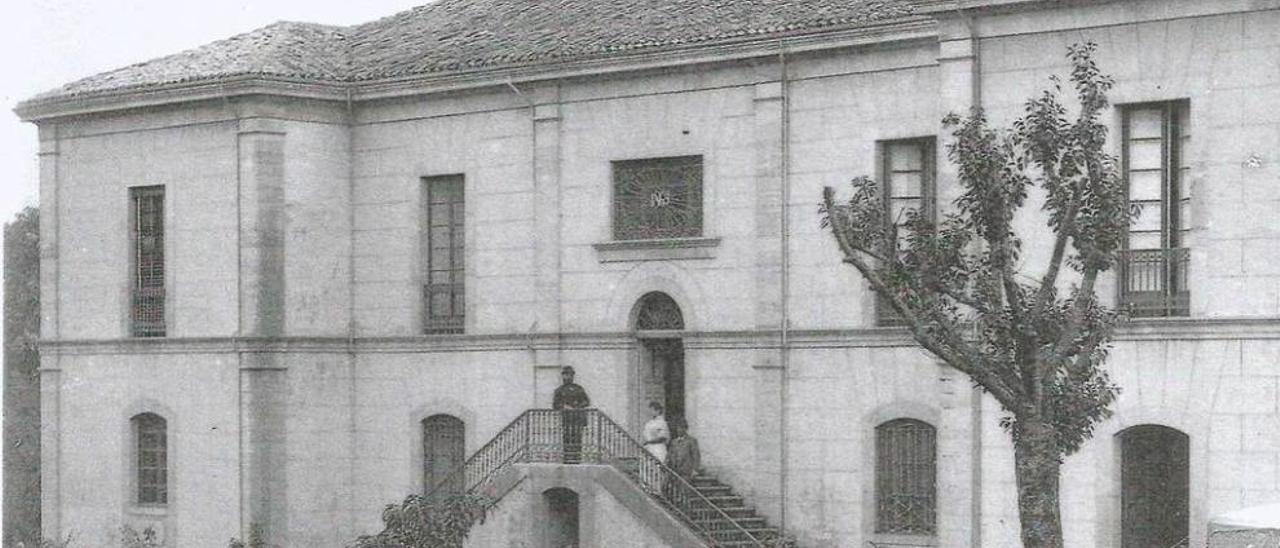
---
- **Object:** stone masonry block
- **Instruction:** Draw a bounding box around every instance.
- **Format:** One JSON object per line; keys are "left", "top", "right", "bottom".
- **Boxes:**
{"left": 1242, "top": 340, "right": 1280, "bottom": 377}
{"left": 1242, "top": 414, "right": 1280, "bottom": 453}
{"left": 1215, "top": 376, "right": 1277, "bottom": 414}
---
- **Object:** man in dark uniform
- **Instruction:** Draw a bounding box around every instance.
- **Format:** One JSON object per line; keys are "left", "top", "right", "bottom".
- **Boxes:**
{"left": 552, "top": 366, "right": 591, "bottom": 463}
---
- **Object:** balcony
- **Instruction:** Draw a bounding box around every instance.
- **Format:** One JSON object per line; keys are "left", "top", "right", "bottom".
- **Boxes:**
{"left": 1119, "top": 248, "right": 1190, "bottom": 318}
{"left": 130, "top": 286, "right": 165, "bottom": 337}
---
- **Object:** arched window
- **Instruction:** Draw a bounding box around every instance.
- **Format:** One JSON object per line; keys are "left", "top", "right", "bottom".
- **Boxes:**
{"left": 423, "top": 414, "right": 466, "bottom": 497}
{"left": 875, "top": 418, "right": 936, "bottom": 535}
{"left": 634, "top": 292, "right": 684, "bottom": 331}
{"left": 133, "top": 413, "right": 168, "bottom": 505}
{"left": 1120, "top": 424, "right": 1189, "bottom": 548}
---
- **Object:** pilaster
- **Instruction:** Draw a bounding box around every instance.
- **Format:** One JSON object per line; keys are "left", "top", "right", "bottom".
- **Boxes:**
{"left": 39, "top": 364, "right": 60, "bottom": 540}
{"left": 237, "top": 117, "right": 287, "bottom": 338}
{"left": 236, "top": 117, "right": 290, "bottom": 544}
{"left": 532, "top": 83, "right": 564, "bottom": 402}
{"left": 936, "top": 20, "right": 983, "bottom": 548}
{"left": 751, "top": 79, "right": 786, "bottom": 521}
{"left": 36, "top": 123, "right": 62, "bottom": 540}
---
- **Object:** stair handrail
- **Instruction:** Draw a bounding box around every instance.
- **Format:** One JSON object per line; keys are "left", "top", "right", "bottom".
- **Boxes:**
{"left": 585, "top": 410, "right": 769, "bottom": 547}
{"left": 423, "top": 408, "right": 532, "bottom": 500}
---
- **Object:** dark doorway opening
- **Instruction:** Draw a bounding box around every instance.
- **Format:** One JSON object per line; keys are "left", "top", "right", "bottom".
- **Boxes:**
{"left": 1120, "top": 424, "right": 1190, "bottom": 548}
{"left": 543, "top": 487, "right": 579, "bottom": 548}
{"left": 643, "top": 338, "right": 685, "bottom": 421}
{"left": 633, "top": 292, "right": 687, "bottom": 428}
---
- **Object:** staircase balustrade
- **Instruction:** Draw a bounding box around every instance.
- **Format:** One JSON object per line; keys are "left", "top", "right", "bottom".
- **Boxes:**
{"left": 423, "top": 408, "right": 770, "bottom": 547}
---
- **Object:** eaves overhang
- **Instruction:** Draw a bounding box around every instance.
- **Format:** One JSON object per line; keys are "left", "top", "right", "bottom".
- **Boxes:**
{"left": 14, "top": 16, "right": 939, "bottom": 123}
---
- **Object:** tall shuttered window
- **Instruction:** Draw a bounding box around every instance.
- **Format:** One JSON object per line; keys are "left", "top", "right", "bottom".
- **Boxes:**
{"left": 1121, "top": 102, "right": 1190, "bottom": 317}
{"left": 877, "top": 138, "right": 936, "bottom": 326}
{"left": 133, "top": 413, "right": 168, "bottom": 505}
{"left": 875, "top": 418, "right": 936, "bottom": 535}
{"left": 130, "top": 186, "right": 166, "bottom": 337}
{"left": 422, "top": 175, "right": 465, "bottom": 334}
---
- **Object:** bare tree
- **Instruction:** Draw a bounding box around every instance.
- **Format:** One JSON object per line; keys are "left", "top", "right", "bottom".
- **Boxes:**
{"left": 821, "top": 43, "right": 1125, "bottom": 547}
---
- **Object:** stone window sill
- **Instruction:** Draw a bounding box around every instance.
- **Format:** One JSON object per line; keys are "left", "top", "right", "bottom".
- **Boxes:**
{"left": 593, "top": 237, "right": 720, "bottom": 263}
{"left": 869, "top": 533, "right": 937, "bottom": 547}
{"left": 126, "top": 504, "right": 168, "bottom": 517}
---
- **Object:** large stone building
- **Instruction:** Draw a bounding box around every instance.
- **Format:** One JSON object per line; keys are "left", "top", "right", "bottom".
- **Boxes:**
{"left": 14, "top": 0, "right": 1280, "bottom": 546}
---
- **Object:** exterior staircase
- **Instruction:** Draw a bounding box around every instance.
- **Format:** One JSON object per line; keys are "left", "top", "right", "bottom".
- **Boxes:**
{"left": 684, "top": 473, "right": 788, "bottom": 547}
{"left": 420, "top": 408, "right": 793, "bottom": 547}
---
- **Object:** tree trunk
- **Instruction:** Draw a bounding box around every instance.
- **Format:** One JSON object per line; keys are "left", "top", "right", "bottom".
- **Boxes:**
{"left": 1012, "top": 416, "right": 1064, "bottom": 548}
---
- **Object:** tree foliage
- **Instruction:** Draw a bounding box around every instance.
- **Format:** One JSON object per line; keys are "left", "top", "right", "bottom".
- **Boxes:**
{"left": 5, "top": 206, "right": 41, "bottom": 548}
{"left": 350, "top": 494, "right": 495, "bottom": 548}
{"left": 821, "top": 43, "right": 1126, "bottom": 545}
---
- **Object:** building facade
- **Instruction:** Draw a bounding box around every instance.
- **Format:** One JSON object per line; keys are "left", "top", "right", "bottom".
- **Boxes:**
{"left": 16, "top": 0, "right": 1280, "bottom": 546}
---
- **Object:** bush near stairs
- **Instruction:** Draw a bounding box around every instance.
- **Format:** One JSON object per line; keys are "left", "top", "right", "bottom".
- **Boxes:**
{"left": 349, "top": 493, "right": 496, "bottom": 548}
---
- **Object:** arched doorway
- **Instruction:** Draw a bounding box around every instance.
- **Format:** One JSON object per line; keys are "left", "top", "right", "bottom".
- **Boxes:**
{"left": 633, "top": 292, "right": 686, "bottom": 427}
{"left": 423, "top": 414, "right": 465, "bottom": 498}
{"left": 1120, "top": 424, "right": 1189, "bottom": 548}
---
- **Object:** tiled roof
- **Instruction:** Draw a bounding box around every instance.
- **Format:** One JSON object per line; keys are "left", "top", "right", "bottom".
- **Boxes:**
{"left": 38, "top": 22, "right": 351, "bottom": 100}
{"left": 33, "top": 0, "right": 918, "bottom": 102}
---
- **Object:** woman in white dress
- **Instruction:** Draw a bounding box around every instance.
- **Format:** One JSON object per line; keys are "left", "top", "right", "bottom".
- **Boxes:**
{"left": 642, "top": 401, "right": 669, "bottom": 463}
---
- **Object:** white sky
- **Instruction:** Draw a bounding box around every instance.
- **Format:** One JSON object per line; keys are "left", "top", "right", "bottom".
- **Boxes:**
{"left": 0, "top": 0, "right": 428, "bottom": 224}
{"left": 0, "top": 0, "right": 424, "bottom": 522}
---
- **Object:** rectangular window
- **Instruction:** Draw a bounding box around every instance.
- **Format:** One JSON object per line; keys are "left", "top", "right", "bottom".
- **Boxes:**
{"left": 422, "top": 175, "right": 465, "bottom": 334}
{"left": 1120, "top": 102, "right": 1190, "bottom": 317}
{"left": 612, "top": 155, "right": 703, "bottom": 240}
{"left": 130, "top": 186, "right": 165, "bottom": 337}
{"left": 876, "top": 138, "right": 936, "bottom": 326}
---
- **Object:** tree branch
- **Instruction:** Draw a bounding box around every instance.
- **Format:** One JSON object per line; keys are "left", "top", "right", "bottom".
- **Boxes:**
{"left": 824, "top": 187, "right": 1022, "bottom": 408}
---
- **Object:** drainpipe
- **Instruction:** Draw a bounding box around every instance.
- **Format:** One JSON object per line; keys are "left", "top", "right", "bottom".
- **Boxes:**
{"left": 505, "top": 79, "right": 541, "bottom": 408}
{"left": 778, "top": 46, "right": 793, "bottom": 535}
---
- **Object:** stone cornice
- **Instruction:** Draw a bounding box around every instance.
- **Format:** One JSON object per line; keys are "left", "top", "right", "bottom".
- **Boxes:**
{"left": 15, "top": 76, "right": 351, "bottom": 123}
{"left": 15, "top": 18, "right": 937, "bottom": 123}
{"left": 36, "top": 317, "right": 1280, "bottom": 356}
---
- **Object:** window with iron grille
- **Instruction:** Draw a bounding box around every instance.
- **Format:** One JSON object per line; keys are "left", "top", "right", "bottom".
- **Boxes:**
{"left": 423, "top": 414, "right": 465, "bottom": 499}
{"left": 422, "top": 175, "right": 465, "bottom": 334}
{"left": 875, "top": 418, "right": 936, "bottom": 535}
{"left": 612, "top": 156, "right": 703, "bottom": 240}
{"left": 1120, "top": 102, "right": 1190, "bottom": 318}
{"left": 876, "top": 138, "right": 936, "bottom": 326}
{"left": 133, "top": 413, "right": 167, "bottom": 505}
{"left": 130, "top": 186, "right": 166, "bottom": 337}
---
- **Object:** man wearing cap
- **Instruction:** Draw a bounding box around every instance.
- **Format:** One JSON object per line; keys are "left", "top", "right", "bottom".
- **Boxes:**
{"left": 553, "top": 366, "right": 591, "bottom": 463}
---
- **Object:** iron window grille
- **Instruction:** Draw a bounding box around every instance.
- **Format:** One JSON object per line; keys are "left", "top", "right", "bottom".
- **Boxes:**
{"left": 634, "top": 292, "right": 685, "bottom": 331}
{"left": 875, "top": 138, "right": 936, "bottom": 327}
{"left": 134, "top": 413, "right": 167, "bottom": 505}
{"left": 612, "top": 155, "right": 703, "bottom": 241}
{"left": 422, "top": 175, "right": 465, "bottom": 334}
{"left": 875, "top": 418, "right": 937, "bottom": 535}
{"left": 1120, "top": 102, "right": 1190, "bottom": 318}
{"left": 130, "top": 186, "right": 166, "bottom": 337}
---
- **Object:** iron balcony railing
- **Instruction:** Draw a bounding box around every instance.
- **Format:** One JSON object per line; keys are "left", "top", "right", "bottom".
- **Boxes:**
{"left": 131, "top": 285, "right": 165, "bottom": 337}
{"left": 423, "top": 408, "right": 767, "bottom": 547}
{"left": 1119, "top": 247, "right": 1189, "bottom": 318}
